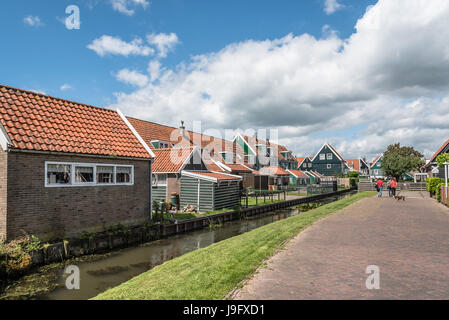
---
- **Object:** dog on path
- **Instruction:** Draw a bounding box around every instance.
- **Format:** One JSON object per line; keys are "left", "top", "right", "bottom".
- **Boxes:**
{"left": 394, "top": 195, "right": 405, "bottom": 201}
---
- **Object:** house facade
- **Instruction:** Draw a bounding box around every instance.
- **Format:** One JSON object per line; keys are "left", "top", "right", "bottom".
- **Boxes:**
{"left": 370, "top": 154, "right": 384, "bottom": 178}
{"left": 0, "top": 85, "right": 154, "bottom": 241}
{"left": 424, "top": 139, "right": 449, "bottom": 179}
{"left": 346, "top": 158, "right": 370, "bottom": 175}
{"left": 297, "top": 157, "right": 314, "bottom": 171}
{"left": 311, "top": 144, "right": 346, "bottom": 176}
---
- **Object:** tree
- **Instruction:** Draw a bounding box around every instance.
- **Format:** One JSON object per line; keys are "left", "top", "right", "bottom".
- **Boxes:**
{"left": 382, "top": 143, "right": 424, "bottom": 181}
{"left": 436, "top": 153, "right": 449, "bottom": 168}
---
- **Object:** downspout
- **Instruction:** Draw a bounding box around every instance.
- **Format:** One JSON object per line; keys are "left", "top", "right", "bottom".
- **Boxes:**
{"left": 150, "top": 159, "right": 153, "bottom": 220}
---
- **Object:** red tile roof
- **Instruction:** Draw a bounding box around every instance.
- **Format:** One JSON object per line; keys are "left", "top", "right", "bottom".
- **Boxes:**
{"left": 225, "top": 163, "right": 253, "bottom": 173}
{"left": 189, "top": 171, "right": 242, "bottom": 181}
{"left": 346, "top": 159, "right": 360, "bottom": 172}
{"left": 0, "top": 85, "right": 151, "bottom": 159}
{"left": 296, "top": 157, "right": 305, "bottom": 166}
{"left": 258, "top": 166, "right": 290, "bottom": 176}
{"left": 287, "top": 169, "right": 309, "bottom": 178}
{"left": 152, "top": 147, "right": 195, "bottom": 173}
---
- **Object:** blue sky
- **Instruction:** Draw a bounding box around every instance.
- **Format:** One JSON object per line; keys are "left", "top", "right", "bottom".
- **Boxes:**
{"left": 2, "top": 0, "right": 449, "bottom": 160}
{"left": 1, "top": 0, "right": 374, "bottom": 106}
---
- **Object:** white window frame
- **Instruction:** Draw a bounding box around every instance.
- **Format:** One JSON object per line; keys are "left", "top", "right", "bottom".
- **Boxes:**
{"left": 154, "top": 173, "right": 167, "bottom": 187}
{"left": 45, "top": 161, "right": 134, "bottom": 188}
{"left": 319, "top": 154, "right": 325, "bottom": 160}
{"left": 327, "top": 153, "right": 333, "bottom": 160}
{"left": 327, "top": 164, "right": 332, "bottom": 169}
{"left": 308, "top": 163, "right": 312, "bottom": 168}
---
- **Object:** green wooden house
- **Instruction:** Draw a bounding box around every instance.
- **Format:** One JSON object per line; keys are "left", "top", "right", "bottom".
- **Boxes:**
{"left": 370, "top": 154, "right": 384, "bottom": 178}
{"left": 287, "top": 169, "right": 309, "bottom": 186}
{"left": 311, "top": 143, "right": 346, "bottom": 176}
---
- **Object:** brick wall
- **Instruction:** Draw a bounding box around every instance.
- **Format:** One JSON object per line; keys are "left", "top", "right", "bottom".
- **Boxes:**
{"left": 5, "top": 151, "right": 151, "bottom": 241}
{"left": 166, "top": 173, "right": 180, "bottom": 200}
{"left": 0, "top": 151, "right": 7, "bottom": 241}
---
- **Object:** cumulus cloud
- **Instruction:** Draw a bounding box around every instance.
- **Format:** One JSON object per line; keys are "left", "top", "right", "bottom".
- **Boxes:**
{"left": 23, "top": 16, "right": 43, "bottom": 27}
{"left": 115, "top": 69, "right": 149, "bottom": 87}
{"left": 147, "top": 32, "right": 180, "bottom": 58}
{"left": 324, "top": 0, "right": 344, "bottom": 15}
{"left": 87, "top": 35, "right": 154, "bottom": 57}
{"left": 111, "top": 0, "right": 150, "bottom": 16}
{"left": 113, "top": 0, "right": 449, "bottom": 159}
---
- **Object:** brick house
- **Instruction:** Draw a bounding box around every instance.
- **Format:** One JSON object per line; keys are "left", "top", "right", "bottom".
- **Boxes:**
{"left": 0, "top": 85, "right": 154, "bottom": 241}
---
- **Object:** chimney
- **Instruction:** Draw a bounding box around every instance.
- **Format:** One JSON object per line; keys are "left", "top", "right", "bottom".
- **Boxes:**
{"left": 180, "top": 120, "right": 186, "bottom": 138}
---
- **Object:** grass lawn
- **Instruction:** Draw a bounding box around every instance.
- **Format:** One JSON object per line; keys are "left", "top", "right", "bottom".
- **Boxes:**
{"left": 93, "top": 191, "right": 375, "bottom": 300}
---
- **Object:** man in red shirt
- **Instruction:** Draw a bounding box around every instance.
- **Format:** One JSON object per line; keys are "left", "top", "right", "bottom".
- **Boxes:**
{"left": 376, "top": 179, "right": 384, "bottom": 197}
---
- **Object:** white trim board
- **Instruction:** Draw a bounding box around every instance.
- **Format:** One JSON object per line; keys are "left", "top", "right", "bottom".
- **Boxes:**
{"left": 116, "top": 108, "right": 156, "bottom": 158}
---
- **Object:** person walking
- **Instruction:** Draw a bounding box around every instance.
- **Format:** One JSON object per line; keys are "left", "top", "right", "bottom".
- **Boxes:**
{"left": 387, "top": 179, "right": 392, "bottom": 197}
{"left": 390, "top": 178, "right": 397, "bottom": 197}
{"left": 376, "top": 179, "right": 384, "bottom": 197}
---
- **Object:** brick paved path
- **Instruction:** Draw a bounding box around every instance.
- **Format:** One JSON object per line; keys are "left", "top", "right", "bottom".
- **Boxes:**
{"left": 233, "top": 192, "right": 449, "bottom": 299}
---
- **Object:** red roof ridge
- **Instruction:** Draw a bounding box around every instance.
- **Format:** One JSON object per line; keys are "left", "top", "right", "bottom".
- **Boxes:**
{"left": 0, "top": 83, "right": 112, "bottom": 113}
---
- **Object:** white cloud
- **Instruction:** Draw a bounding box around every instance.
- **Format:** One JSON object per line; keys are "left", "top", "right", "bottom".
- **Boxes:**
{"left": 148, "top": 60, "right": 163, "bottom": 82}
{"left": 113, "top": 0, "right": 449, "bottom": 159}
{"left": 60, "top": 84, "right": 72, "bottom": 91}
{"left": 324, "top": 0, "right": 344, "bottom": 15}
{"left": 115, "top": 69, "right": 149, "bottom": 87}
{"left": 147, "top": 32, "right": 179, "bottom": 58}
{"left": 111, "top": 0, "right": 150, "bottom": 16}
{"left": 87, "top": 35, "right": 154, "bottom": 57}
{"left": 23, "top": 16, "right": 43, "bottom": 27}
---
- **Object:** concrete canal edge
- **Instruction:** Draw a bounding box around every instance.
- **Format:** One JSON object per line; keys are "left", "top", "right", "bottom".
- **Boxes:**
{"left": 24, "top": 188, "right": 356, "bottom": 269}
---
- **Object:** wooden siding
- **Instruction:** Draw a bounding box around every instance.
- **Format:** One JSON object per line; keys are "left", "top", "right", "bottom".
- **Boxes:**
{"left": 152, "top": 186, "right": 167, "bottom": 202}
{"left": 180, "top": 176, "right": 241, "bottom": 212}
{"left": 214, "top": 181, "right": 240, "bottom": 210}
{"left": 312, "top": 145, "right": 344, "bottom": 176}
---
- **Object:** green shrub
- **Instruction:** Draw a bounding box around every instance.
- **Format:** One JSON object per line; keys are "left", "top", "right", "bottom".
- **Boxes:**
{"left": 436, "top": 182, "right": 445, "bottom": 202}
{"left": 426, "top": 177, "right": 444, "bottom": 194}
{"left": 0, "top": 235, "right": 44, "bottom": 284}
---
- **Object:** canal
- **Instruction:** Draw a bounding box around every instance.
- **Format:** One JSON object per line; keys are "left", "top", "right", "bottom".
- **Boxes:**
{"left": 2, "top": 193, "right": 353, "bottom": 300}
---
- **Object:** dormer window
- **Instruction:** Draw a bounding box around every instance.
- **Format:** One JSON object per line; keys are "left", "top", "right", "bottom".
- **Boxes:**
{"left": 151, "top": 140, "right": 171, "bottom": 149}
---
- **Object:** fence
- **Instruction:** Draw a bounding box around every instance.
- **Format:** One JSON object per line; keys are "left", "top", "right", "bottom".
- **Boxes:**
{"left": 398, "top": 182, "right": 427, "bottom": 191}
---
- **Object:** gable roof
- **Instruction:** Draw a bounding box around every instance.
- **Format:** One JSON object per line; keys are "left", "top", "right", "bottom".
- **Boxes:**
{"left": 370, "top": 154, "right": 383, "bottom": 169}
{"left": 311, "top": 143, "right": 344, "bottom": 162}
{"left": 296, "top": 157, "right": 305, "bottom": 166}
{"left": 0, "top": 84, "right": 152, "bottom": 159}
{"left": 430, "top": 139, "right": 449, "bottom": 163}
{"left": 152, "top": 147, "right": 198, "bottom": 173}
{"left": 287, "top": 169, "right": 309, "bottom": 178}
{"left": 346, "top": 159, "right": 360, "bottom": 172}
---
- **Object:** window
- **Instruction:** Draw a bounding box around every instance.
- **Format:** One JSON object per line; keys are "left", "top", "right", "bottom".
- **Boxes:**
{"left": 153, "top": 174, "right": 167, "bottom": 187}
{"left": 75, "top": 166, "right": 94, "bottom": 184}
{"left": 116, "top": 166, "right": 132, "bottom": 184}
{"left": 97, "top": 166, "right": 114, "bottom": 184}
{"left": 327, "top": 153, "right": 333, "bottom": 160}
{"left": 374, "top": 169, "right": 379, "bottom": 175}
{"left": 308, "top": 163, "right": 312, "bottom": 168}
{"left": 303, "top": 163, "right": 307, "bottom": 168}
{"left": 47, "top": 164, "right": 71, "bottom": 185}
{"left": 150, "top": 140, "right": 171, "bottom": 149}
{"left": 45, "top": 162, "right": 134, "bottom": 187}
{"left": 327, "top": 164, "right": 332, "bottom": 169}
{"left": 319, "top": 154, "right": 325, "bottom": 160}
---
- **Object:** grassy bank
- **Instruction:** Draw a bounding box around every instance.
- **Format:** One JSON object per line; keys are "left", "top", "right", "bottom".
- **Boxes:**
{"left": 94, "top": 192, "right": 375, "bottom": 300}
